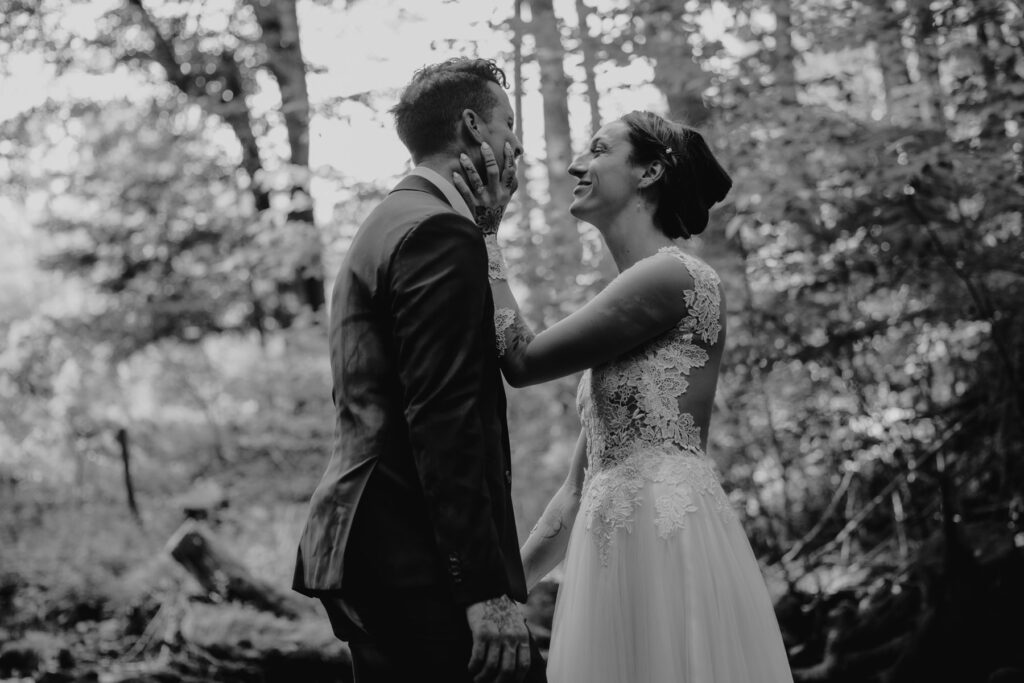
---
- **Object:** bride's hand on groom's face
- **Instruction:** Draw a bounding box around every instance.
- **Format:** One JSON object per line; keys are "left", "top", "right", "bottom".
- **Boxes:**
{"left": 453, "top": 141, "right": 517, "bottom": 236}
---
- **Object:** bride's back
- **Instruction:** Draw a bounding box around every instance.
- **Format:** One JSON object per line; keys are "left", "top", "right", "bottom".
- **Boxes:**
{"left": 578, "top": 246, "right": 725, "bottom": 468}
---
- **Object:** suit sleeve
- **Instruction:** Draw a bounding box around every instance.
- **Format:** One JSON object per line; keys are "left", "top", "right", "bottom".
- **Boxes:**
{"left": 389, "top": 213, "right": 510, "bottom": 606}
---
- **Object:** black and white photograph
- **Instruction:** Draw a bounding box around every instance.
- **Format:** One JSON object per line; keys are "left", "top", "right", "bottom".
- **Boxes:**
{"left": 1, "top": 0, "right": 1022, "bottom": 681}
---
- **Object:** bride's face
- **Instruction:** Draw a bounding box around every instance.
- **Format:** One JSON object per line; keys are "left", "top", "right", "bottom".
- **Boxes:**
{"left": 568, "top": 121, "right": 643, "bottom": 225}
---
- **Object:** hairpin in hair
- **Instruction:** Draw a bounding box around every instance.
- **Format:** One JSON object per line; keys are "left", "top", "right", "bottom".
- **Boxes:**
{"left": 663, "top": 146, "right": 678, "bottom": 167}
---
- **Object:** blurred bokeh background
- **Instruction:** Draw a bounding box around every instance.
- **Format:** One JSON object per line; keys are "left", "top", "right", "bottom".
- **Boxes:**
{"left": 1, "top": 0, "right": 1022, "bottom": 681}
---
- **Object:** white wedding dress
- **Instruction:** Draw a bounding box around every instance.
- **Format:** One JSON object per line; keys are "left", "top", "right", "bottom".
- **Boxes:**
{"left": 546, "top": 246, "right": 793, "bottom": 683}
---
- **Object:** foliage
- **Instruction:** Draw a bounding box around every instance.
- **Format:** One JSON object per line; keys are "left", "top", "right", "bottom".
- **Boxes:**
{"left": 704, "top": 0, "right": 1024, "bottom": 571}
{"left": 6, "top": 98, "right": 258, "bottom": 349}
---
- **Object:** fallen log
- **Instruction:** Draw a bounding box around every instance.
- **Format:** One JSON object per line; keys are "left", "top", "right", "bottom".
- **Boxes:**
{"left": 165, "top": 521, "right": 310, "bottom": 620}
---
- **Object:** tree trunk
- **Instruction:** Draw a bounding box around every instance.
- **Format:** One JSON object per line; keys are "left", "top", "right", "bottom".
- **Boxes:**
{"left": 248, "top": 0, "right": 326, "bottom": 313}
{"left": 972, "top": 0, "right": 1016, "bottom": 137}
{"left": 526, "top": 0, "right": 582, "bottom": 320}
{"left": 643, "top": 9, "right": 710, "bottom": 126}
{"left": 575, "top": 0, "right": 601, "bottom": 136}
{"left": 216, "top": 50, "right": 272, "bottom": 213}
{"left": 126, "top": 0, "right": 324, "bottom": 319}
{"left": 870, "top": 0, "right": 916, "bottom": 123}
{"left": 166, "top": 520, "right": 310, "bottom": 619}
{"left": 974, "top": 10, "right": 998, "bottom": 90}
{"left": 771, "top": 0, "right": 799, "bottom": 105}
{"left": 909, "top": 0, "right": 948, "bottom": 128}
{"left": 512, "top": 0, "right": 534, "bottom": 236}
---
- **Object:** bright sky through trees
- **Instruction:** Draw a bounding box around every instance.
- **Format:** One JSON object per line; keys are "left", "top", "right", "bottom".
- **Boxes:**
{"left": 0, "top": 0, "right": 719, "bottom": 228}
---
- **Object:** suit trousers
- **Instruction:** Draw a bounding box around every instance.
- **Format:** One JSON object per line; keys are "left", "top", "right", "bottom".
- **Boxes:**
{"left": 322, "top": 588, "right": 547, "bottom": 683}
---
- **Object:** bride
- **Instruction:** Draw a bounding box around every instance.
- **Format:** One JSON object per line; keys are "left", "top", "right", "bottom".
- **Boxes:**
{"left": 454, "top": 110, "right": 794, "bottom": 682}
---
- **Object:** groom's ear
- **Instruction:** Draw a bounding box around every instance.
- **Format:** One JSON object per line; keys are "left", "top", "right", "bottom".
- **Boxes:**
{"left": 460, "top": 108, "right": 486, "bottom": 144}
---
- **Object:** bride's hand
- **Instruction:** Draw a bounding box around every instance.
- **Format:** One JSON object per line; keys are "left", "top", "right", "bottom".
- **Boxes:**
{"left": 453, "top": 141, "right": 517, "bottom": 236}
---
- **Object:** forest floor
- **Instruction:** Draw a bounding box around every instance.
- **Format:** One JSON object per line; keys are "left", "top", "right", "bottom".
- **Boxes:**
{"left": 4, "top": 443, "right": 1024, "bottom": 683}
{"left": 0, "top": 448, "right": 360, "bottom": 682}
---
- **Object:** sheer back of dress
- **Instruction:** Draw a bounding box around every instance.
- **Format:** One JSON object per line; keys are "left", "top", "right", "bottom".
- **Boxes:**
{"left": 577, "top": 246, "right": 726, "bottom": 474}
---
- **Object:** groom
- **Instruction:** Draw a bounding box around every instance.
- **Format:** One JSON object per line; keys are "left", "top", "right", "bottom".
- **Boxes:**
{"left": 293, "top": 58, "right": 543, "bottom": 682}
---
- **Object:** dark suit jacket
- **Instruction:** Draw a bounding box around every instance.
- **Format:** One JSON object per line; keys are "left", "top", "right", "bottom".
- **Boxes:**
{"left": 293, "top": 174, "right": 527, "bottom": 614}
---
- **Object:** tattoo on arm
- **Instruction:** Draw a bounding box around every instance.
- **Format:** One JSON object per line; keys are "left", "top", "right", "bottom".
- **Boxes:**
{"left": 530, "top": 516, "right": 567, "bottom": 541}
{"left": 507, "top": 317, "right": 534, "bottom": 355}
{"left": 474, "top": 206, "right": 505, "bottom": 236}
{"left": 482, "top": 595, "right": 520, "bottom": 629}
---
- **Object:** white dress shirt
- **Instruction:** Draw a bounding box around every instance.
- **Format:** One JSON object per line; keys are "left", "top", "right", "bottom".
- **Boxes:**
{"left": 409, "top": 165, "right": 475, "bottom": 222}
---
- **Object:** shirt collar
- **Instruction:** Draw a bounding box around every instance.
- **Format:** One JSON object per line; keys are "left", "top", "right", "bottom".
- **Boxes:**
{"left": 409, "top": 165, "right": 475, "bottom": 222}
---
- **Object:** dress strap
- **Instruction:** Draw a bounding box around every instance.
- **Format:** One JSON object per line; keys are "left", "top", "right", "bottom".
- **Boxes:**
{"left": 656, "top": 247, "right": 722, "bottom": 345}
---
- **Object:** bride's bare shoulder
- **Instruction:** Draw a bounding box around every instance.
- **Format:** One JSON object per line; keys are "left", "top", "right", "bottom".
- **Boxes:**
{"left": 606, "top": 247, "right": 703, "bottom": 298}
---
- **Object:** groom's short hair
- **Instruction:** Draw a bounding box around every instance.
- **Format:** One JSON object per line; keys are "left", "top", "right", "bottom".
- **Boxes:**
{"left": 392, "top": 58, "right": 509, "bottom": 162}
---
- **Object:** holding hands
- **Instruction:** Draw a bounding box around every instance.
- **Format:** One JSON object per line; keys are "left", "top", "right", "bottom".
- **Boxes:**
{"left": 465, "top": 594, "right": 532, "bottom": 682}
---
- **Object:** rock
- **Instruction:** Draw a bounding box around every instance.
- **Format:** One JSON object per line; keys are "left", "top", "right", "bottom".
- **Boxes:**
{"left": 0, "top": 640, "right": 42, "bottom": 677}
{"left": 36, "top": 671, "right": 76, "bottom": 683}
{"left": 0, "top": 631, "right": 72, "bottom": 678}
{"left": 98, "top": 618, "right": 123, "bottom": 641}
{"left": 57, "top": 647, "right": 76, "bottom": 669}
{"left": 172, "top": 480, "right": 228, "bottom": 521}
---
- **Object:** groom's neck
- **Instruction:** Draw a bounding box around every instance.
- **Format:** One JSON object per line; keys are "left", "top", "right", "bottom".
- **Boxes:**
{"left": 415, "top": 153, "right": 462, "bottom": 183}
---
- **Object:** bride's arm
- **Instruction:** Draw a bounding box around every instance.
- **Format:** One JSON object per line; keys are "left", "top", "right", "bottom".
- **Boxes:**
{"left": 489, "top": 251, "right": 691, "bottom": 387}
{"left": 521, "top": 430, "right": 588, "bottom": 592}
{"left": 454, "top": 147, "right": 693, "bottom": 387}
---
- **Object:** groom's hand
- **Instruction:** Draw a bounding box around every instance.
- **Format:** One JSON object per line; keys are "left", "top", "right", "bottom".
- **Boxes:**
{"left": 453, "top": 141, "right": 518, "bottom": 237}
{"left": 465, "top": 594, "right": 531, "bottom": 682}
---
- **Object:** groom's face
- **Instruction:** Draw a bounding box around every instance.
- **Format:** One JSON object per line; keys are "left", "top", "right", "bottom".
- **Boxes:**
{"left": 471, "top": 82, "right": 522, "bottom": 175}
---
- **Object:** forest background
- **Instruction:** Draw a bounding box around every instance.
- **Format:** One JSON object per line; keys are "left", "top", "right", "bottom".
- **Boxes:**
{"left": 1, "top": 0, "right": 1022, "bottom": 681}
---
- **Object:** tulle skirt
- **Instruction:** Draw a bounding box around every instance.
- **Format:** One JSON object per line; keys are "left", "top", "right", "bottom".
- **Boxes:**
{"left": 547, "top": 462, "right": 794, "bottom": 683}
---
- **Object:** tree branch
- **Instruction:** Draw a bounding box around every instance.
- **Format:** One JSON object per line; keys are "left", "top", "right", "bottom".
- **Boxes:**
{"left": 123, "top": 0, "right": 269, "bottom": 212}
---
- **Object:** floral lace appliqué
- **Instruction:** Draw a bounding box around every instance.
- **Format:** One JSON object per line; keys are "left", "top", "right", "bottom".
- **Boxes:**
{"left": 579, "top": 449, "right": 734, "bottom": 564}
{"left": 484, "top": 234, "right": 508, "bottom": 281}
{"left": 654, "top": 486, "right": 700, "bottom": 538}
{"left": 494, "top": 307, "right": 517, "bottom": 357}
{"left": 577, "top": 246, "right": 734, "bottom": 564}
{"left": 657, "top": 246, "right": 722, "bottom": 345}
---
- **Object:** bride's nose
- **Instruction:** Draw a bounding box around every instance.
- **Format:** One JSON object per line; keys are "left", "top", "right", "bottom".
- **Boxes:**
{"left": 568, "top": 154, "right": 587, "bottom": 178}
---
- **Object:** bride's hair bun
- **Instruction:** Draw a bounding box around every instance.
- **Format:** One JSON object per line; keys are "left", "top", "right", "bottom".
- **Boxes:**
{"left": 619, "top": 111, "right": 732, "bottom": 239}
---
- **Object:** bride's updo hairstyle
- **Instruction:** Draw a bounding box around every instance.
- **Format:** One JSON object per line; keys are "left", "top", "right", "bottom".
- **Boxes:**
{"left": 620, "top": 111, "right": 732, "bottom": 239}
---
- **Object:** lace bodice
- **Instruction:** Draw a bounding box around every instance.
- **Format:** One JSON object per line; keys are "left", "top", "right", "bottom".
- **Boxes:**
{"left": 576, "top": 246, "right": 735, "bottom": 562}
